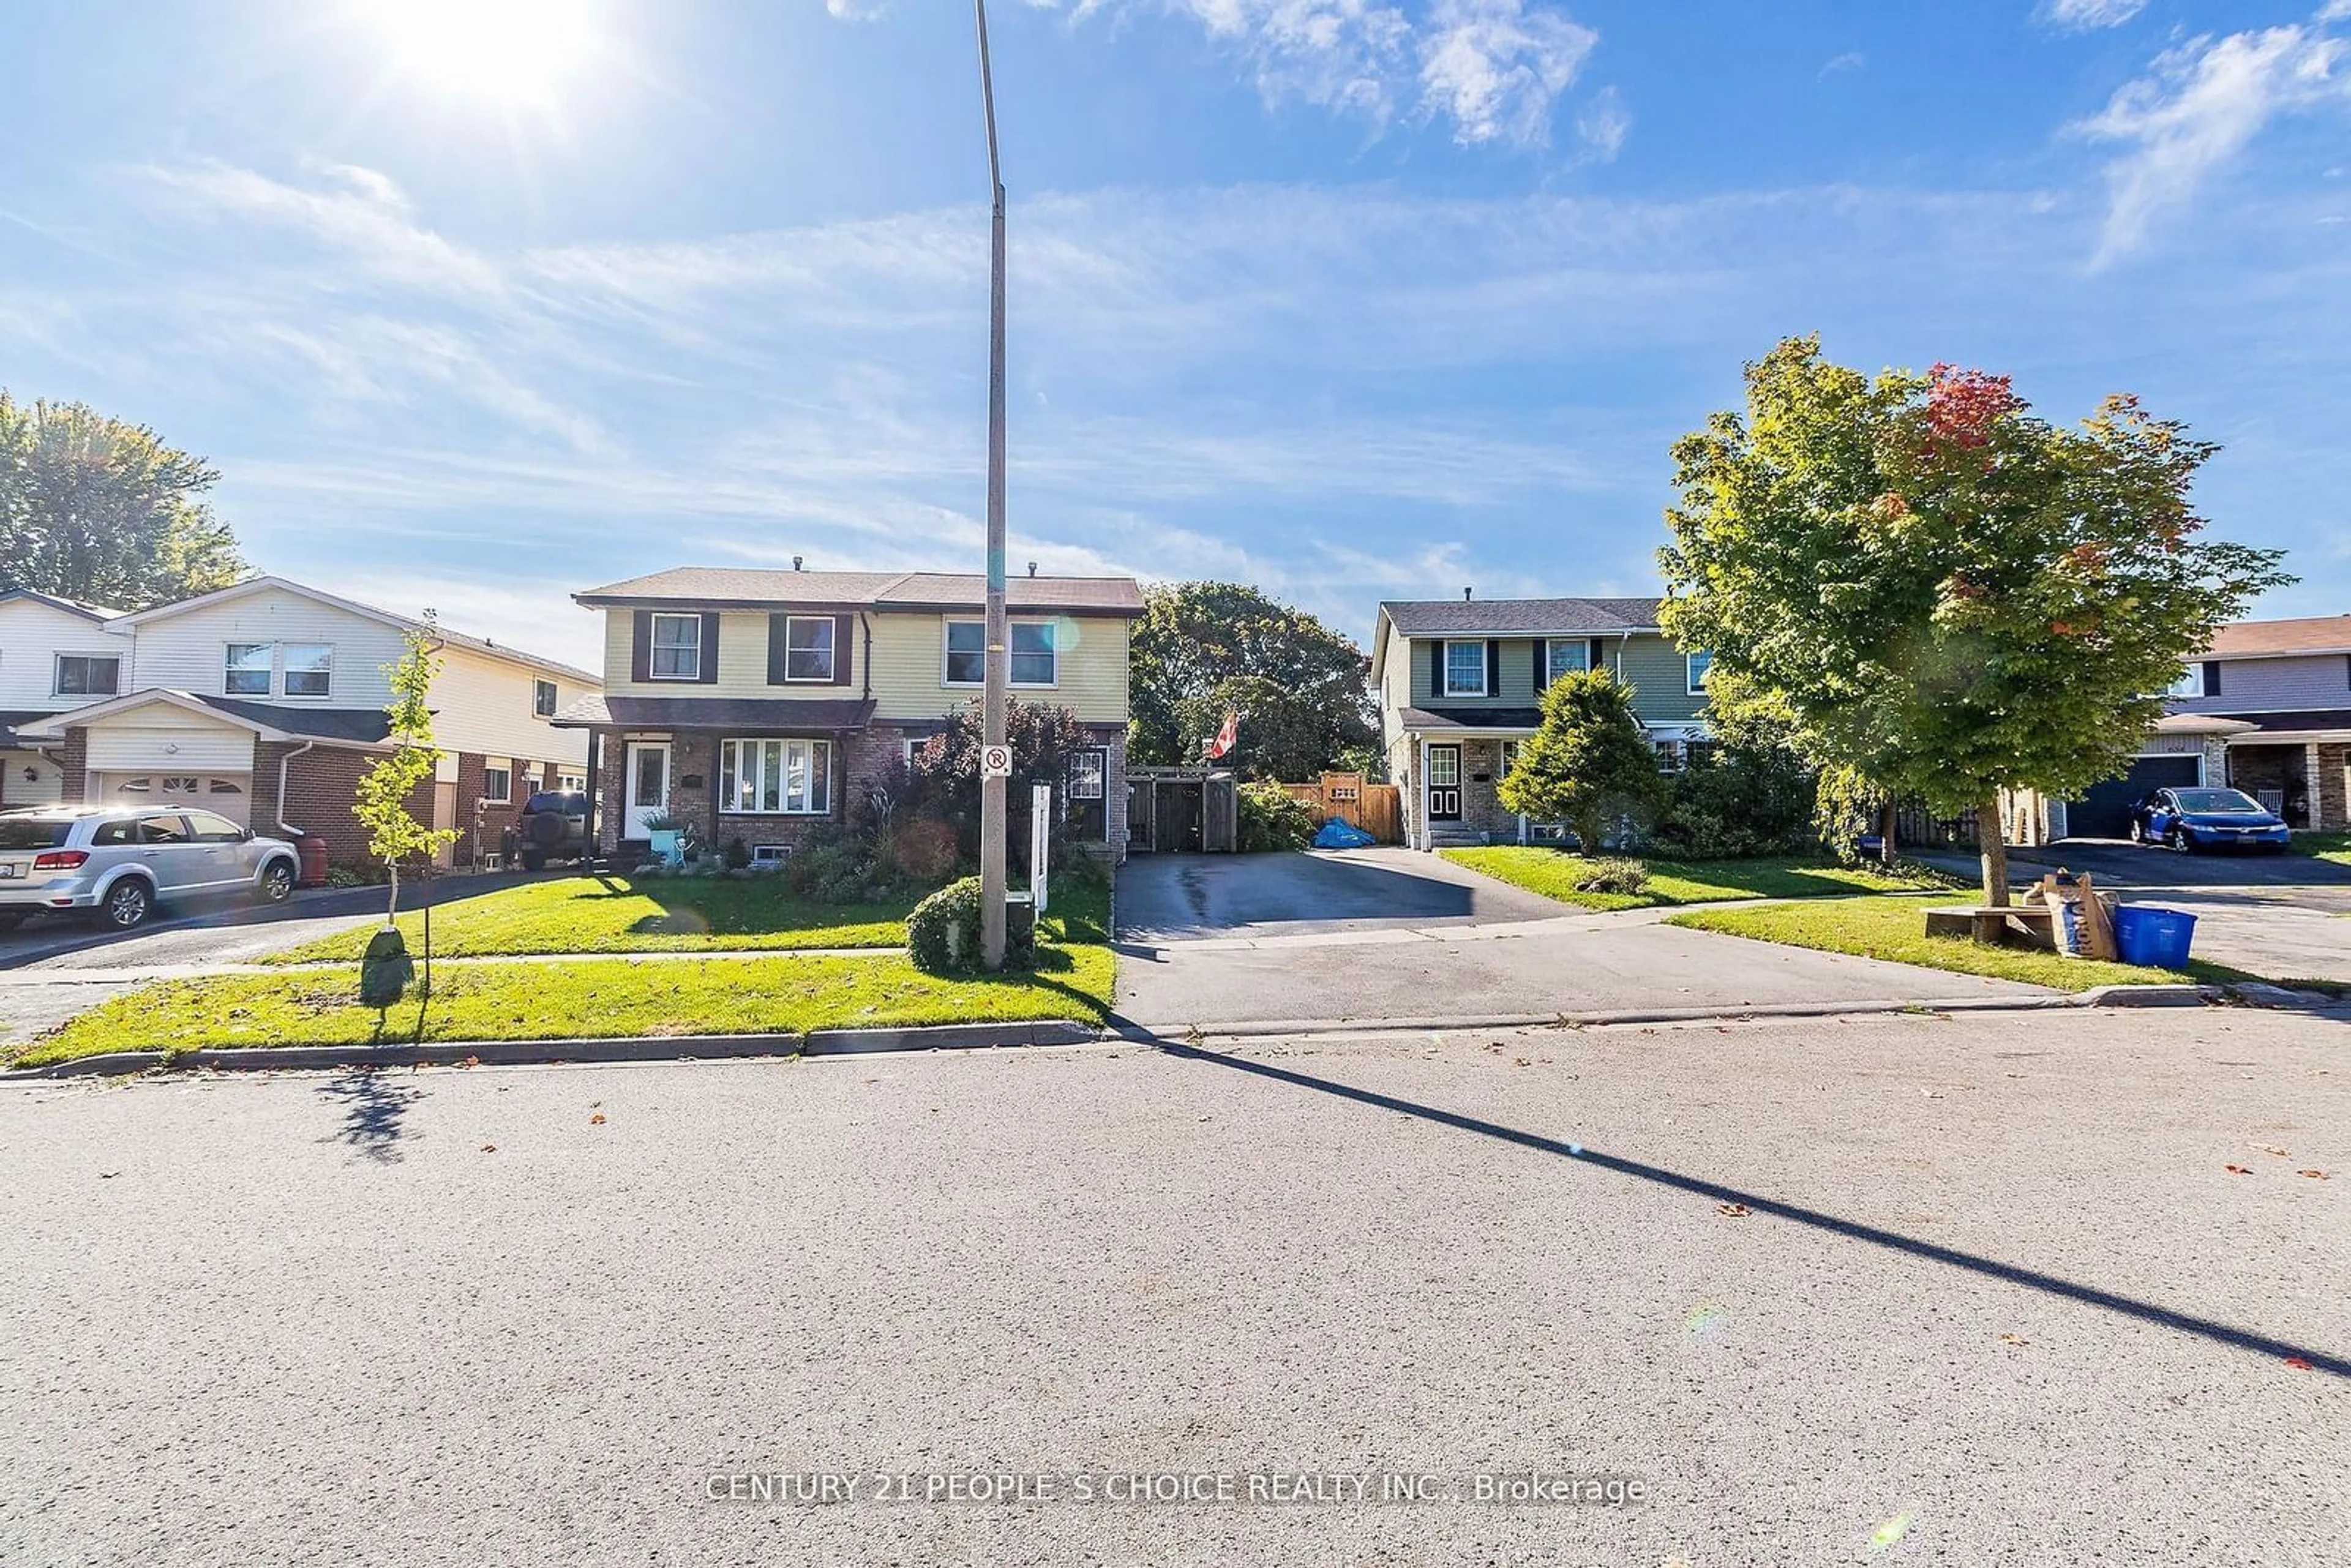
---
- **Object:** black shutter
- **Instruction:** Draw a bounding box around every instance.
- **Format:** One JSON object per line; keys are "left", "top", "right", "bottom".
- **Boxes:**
{"left": 1589, "top": 637, "right": 1605, "bottom": 673}
{"left": 767, "top": 614, "right": 789, "bottom": 686}
{"left": 698, "top": 612, "right": 721, "bottom": 685}
{"left": 1532, "top": 639, "right": 1547, "bottom": 690}
{"left": 1428, "top": 640, "right": 1443, "bottom": 699}
{"left": 833, "top": 613, "right": 855, "bottom": 687}
{"left": 1485, "top": 639, "right": 1501, "bottom": 697}
{"left": 2200, "top": 661, "right": 2221, "bottom": 697}
{"left": 630, "top": 611, "right": 651, "bottom": 683}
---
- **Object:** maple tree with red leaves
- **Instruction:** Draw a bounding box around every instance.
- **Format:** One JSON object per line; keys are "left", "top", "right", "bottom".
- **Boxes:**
{"left": 1660, "top": 334, "right": 2290, "bottom": 909}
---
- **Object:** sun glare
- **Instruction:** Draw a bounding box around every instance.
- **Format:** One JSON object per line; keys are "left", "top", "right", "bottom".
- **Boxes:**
{"left": 369, "top": 0, "right": 593, "bottom": 107}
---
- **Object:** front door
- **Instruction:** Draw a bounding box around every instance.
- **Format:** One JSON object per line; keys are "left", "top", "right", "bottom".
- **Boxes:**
{"left": 1427, "top": 745, "right": 1463, "bottom": 822}
{"left": 624, "top": 742, "right": 672, "bottom": 840}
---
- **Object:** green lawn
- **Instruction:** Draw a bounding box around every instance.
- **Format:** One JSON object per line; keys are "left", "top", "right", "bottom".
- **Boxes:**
{"left": 2301, "top": 832, "right": 2350, "bottom": 868}
{"left": 264, "top": 872, "right": 1108, "bottom": 964}
{"left": 12, "top": 946, "right": 1117, "bottom": 1068}
{"left": 1441, "top": 847, "right": 1946, "bottom": 912}
{"left": 1665, "top": 895, "right": 2252, "bottom": 993}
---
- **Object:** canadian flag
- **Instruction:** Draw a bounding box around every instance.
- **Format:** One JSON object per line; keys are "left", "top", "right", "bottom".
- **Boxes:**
{"left": 1202, "top": 708, "right": 1240, "bottom": 761}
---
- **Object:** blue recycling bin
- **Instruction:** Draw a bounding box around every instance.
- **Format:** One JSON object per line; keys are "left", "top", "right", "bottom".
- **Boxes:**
{"left": 2112, "top": 905, "right": 2196, "bottom": 969}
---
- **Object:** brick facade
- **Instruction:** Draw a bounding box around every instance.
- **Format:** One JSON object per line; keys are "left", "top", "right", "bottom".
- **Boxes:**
{"left": 250, "top": 741, "right": 435, "bottom": 869}
{"left": 58, "top": 729, "right": 88, "bottom": 803}
{"left": 2319, "top": 742, "right": 2349, "bottom": 832}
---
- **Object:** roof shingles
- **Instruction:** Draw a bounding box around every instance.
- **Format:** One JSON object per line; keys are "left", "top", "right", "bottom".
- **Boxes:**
{"left": 1381, "top": 596, "right": 1662, "bottom": 636}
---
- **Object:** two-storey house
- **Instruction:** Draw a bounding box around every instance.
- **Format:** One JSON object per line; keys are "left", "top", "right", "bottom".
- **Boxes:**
{"left": 1371, "top": 594, "right": 1708, "bottom": 850}
{"left": 557, "top": 566, "right": 1142, "bottom": 863}
{"left": 1988, "top": 613, "right": 2351, "bottom": 844}
{"left": 2, "top": 577, "right": 601, "bottom": 868}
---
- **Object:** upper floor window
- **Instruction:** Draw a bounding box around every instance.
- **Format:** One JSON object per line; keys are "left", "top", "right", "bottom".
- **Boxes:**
{"left": 55, "top": 653, "right": 121, "bottom": 698}
{"left": 1546, "top": 640, "right": 1589, "bottom": 686}
{"left": 943, "top": 620, "right": 986, "bottom": 686}
{"left": 534, "top": 678, "right": 559, "bottom": 717}
{"left": 1010, "top": 621, "right": 1057, "bottom": 687}
{"left": 225, "top": 643, "right": 274, "bottom": 695}
{"left": 649, "top": 613, "right": 702, "bottom": 680}
{"left": 782, "top": 617, "right": 836, "bottom": 683}
{"left": 1444, "top": 640, "right": 1486, "bottom": 697}
{"left": 1685, "top": 651, "right": 1712, "bottom": 695}
{"left": 282, "top": 644, "right": 333, "bottom": 697}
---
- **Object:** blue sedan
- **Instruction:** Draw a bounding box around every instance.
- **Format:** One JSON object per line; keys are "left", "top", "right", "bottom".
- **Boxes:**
{"left": 2128, "top": 787, "right": 2293, "bottom": 853}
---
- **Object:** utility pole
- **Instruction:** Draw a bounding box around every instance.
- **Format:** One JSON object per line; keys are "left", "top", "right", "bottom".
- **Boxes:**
{"left": 975, "top": 0, "right": 1010, "bottom": 970}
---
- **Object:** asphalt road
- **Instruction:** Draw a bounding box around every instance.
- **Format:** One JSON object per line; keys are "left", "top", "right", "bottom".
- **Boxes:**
{"left": 1, "top": 1007, "right": 2342, "bottom": 1565}
{"left": 1116, "top": 851, "right": 2049, "bottom": 1029}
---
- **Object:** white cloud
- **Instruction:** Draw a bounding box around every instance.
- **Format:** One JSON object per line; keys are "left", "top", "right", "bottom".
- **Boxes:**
{"left": 1818, "top": 51, "right": 1865, "bottom": 78}
{"left": 1416, "top": 0, "right": 1596, "bottom": 146}
{"left": 824, "top": 0, "right": 888, "bottom": 19}
{"left": 2076, "top": 22, "right": 2348, "bottom": 263}
{"left": 1034, "top": 0, "right": 1599, "bottom": 148}
{"left": 2038, "top": 0, "right": 2147, "bottom": 30}
{"left": 1574, "top": 83, "right": 1628, "bottom": 160}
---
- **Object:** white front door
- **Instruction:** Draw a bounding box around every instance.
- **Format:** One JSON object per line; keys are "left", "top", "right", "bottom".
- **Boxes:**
{"left": 624, "top": 743, "right": 672, "bottom": 839}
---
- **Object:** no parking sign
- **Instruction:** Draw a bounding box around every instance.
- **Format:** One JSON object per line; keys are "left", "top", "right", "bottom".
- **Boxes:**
{"left": 980, "top": 745, "right": 1013, "bottom": 779}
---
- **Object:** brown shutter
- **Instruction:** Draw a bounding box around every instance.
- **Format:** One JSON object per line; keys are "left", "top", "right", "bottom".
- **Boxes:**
{"left": 697, "top": 613, "right": 721, "bottom": 685}
{"left": 833, "top": 613, "right": 855, "bottom": 686}
{"left": 1485, "top": 640, "right": 1501, "bottom": 697}
{"left": 630, "top": 611, "right": 651, "bottom": 683}
{"left": 767, "top": 614, "right": 789, "bottom": 686}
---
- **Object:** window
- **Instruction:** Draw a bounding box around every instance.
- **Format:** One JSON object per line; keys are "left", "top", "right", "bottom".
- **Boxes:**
{"left": 92, "top": 820, "right": 139, "bottom": 846}
{"left": 719, "top": 738, "right": 832, "bottom": 816}
{"left": 137, "top": 814, "right": 192, "bottom": 844}
{"left": 55, "top": 654, "right": 121, "bottom": 697}
{"left": 1426, "top": 747, "right": 1461, "bottom": 787}
{"left": 1546, "top": 640, "right": 1589, "bottom": 685}
{"left": 282, "top": 644, "right": 333, "bottom": 697}
{"left": 1444, "top": 640, "right": 1486, "bottom": 697}
{"left": 225, "top": 643, "right": 274, "bottom": 695}
{"left": 1068, "top": 748, "right": 1106, "bottom": 800}
{"left": 1654, "top": 738, "right": 1686, "bottom": 772}
{"left": 650, "top": 613, "right": 702, "bottom": 680}
{"left": 1500, "top": 740, "right": 1521, "bottom": 778}
{"left": 534, "top": 679, "right": 559, "bottom": 717}
{"left": 184, "top": 809, "right": 244, "bottom": 843}
{"left": 1010, "top": 621, "right": 1057, "bottom": 686}
{"left": 482, "top": 765, "right": 512, "bottom": 805}
{"left": 1066, "top": 746, "right": 1108, "bottom": 841}
{"left": 1685, "top": 651, "right": 1712, "bottom": 695}
{"left": 943, "top": 621, "right": 986, "bottom": 686}
{"left": 782, "top": 617, "right": 836, "bottom": 683}
{"left": 160, "top": 776, "right": 199, "bottom": 795}
{"left": 209, "top": 779, "right": 244, "bottom": 795}
{"left": 557, "top": 771, "right": 585, "bottom": 792}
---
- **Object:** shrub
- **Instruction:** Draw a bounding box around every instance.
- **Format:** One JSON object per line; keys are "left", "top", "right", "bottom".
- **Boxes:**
{"left": 783, "top": 832, "right": 872, "bottom": 903}
{"left": 722, "top": 838, "right": 751, "bottom": 871}
{"left": 890, "top": 817, "right": 962, "bottom": 883}
{"left": 1651, "top": 742, "right": 1817, "bottom": 860}
{"left": 907, "top": 876, "right": 1037, "bottom": 974}
{"left": 1237, "top": 781, "right": 1317, "bottom": 853}
{"left": 1573, "top": 857, "right": 1650, "bottom": 895}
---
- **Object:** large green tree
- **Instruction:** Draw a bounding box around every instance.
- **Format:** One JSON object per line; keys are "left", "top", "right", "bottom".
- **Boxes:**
{"left": 0, "top": 392, "right": 246, "bottom": 609}
{"left": 1497, "top": 669, "right": 1667, "bottom": 854}
{"left": 1128, "top": 582, "right": 1377, "bottom": 781}
{"left": 1658, "top": 336, "right": 2290, "bottom": 906}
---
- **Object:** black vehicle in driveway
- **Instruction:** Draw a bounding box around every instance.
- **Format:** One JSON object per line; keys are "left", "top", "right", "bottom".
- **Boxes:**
{"left": 504, "top": 790, "right": 590, "bottom": 871}
{"left": 2127, "top": 787, "right": 2293, "bottom": 853}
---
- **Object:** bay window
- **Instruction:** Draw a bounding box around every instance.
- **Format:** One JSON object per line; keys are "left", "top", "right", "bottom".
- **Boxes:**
{"left": 719, "top": 738, "right": 833, "bottom": 816}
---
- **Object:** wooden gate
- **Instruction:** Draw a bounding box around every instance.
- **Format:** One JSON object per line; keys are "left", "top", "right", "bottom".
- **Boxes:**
{"left": 1281, "top": 772, "right": 1401, "bottom": 844}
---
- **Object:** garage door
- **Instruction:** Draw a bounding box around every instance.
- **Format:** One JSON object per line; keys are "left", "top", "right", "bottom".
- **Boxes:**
{"left": 2063, "top": 755, "right": 2200, "bottom": 839}
{"left": 97, "top": 772, "right": 255, "bottom": 828}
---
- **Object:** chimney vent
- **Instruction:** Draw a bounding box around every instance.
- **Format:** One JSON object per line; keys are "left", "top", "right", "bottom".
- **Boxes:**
{"left": 792, "top": 555, "right": 804, "bottom": 571}
{"left": 1463, "top": 587, "right": 1473, "bottom": 602}
{"left": 1027, "top": 561, "right": 1038, "bottom": 577}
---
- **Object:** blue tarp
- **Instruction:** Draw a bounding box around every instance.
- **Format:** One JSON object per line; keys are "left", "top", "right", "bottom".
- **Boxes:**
{"left": 1313, "top": 819, "right": 1378, "bottom": 850}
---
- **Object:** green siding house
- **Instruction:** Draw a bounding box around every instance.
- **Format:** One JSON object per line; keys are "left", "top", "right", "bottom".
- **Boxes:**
{"left": 1370, "top": 594, "right": 1712, "bottom": 849}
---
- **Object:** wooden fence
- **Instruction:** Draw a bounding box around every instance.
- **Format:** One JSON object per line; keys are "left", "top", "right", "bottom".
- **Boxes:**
{"left": 1893, "top": 801, "right": 1978, "bottom": 849}
{"left": 1280, "top": 773, "right": 1402, "bottom": 844}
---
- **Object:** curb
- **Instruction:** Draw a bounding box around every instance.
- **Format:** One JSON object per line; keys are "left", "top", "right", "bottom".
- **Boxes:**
{"left": 0, "top": 1019, "right": 1109, "bottom": 1080}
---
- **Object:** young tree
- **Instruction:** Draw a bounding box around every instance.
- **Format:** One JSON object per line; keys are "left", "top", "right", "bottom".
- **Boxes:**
{"left": 1128, "top": 582, "right": 1377, "bottom": 779}
{"left": 0, "top": 392, "right": 246, "bottom": 608}
{"left": 354, "top": 620, "right": 461, "bottom": 923}
{"left": 1659, "top": 336, "right": 2290, "bottom": 906}
{"left": 1498, "top": 669, "right": 1667, "bottom": 855}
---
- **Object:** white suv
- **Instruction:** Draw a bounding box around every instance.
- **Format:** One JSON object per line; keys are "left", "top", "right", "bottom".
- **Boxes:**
{"left": 0, "top": 805, "right": 301, "bottom": 932}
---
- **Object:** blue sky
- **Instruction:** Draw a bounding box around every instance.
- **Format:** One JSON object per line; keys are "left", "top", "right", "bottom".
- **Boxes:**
{"left": 4, "top": 0, "right": 2348, "bottom": 670}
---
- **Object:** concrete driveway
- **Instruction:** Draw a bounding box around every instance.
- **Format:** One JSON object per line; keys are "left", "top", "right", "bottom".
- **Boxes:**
{"left": 2028, "top": 838, "right": 2351, "bottom": 893}
{"left": 1115, "top": 851, "right": 2050, "bottom": 1030}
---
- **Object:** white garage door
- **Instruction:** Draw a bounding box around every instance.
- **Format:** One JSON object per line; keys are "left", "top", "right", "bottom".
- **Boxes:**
{"left": 97, "top": 772, "right": 255, "bottom": 828}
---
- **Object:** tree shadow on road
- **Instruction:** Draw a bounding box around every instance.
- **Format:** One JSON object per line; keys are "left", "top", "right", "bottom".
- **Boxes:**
{"left": 1133, "top": 1027, "right": 2348, "bottom": 1379}
{"left": 316, "top": 1070, "right": 424, "bottom": 1163}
